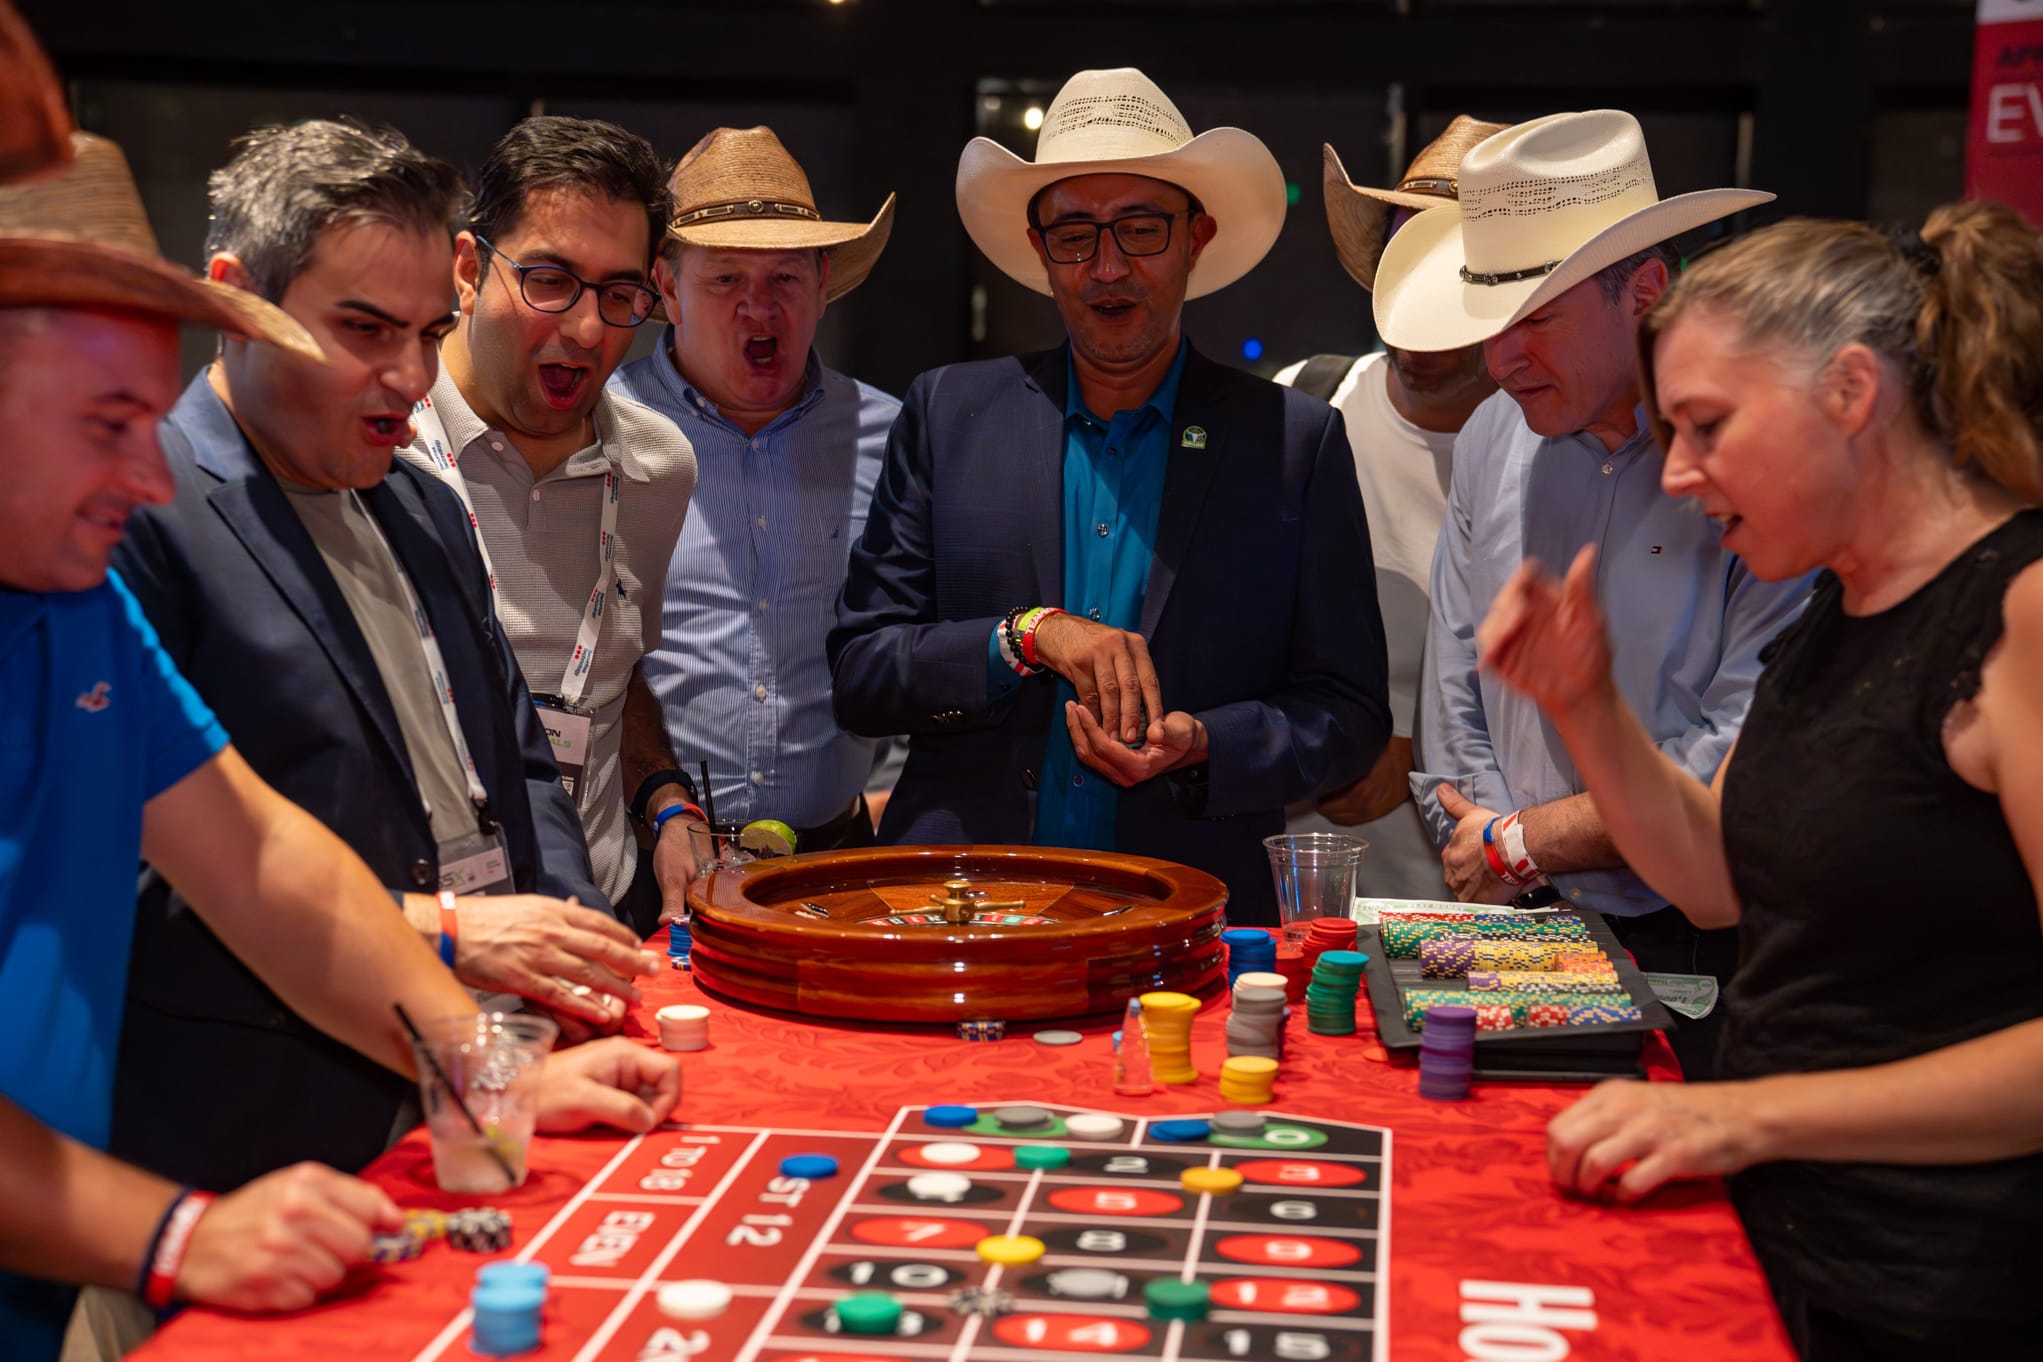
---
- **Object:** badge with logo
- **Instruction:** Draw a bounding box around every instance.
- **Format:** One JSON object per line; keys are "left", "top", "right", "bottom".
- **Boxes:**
{"left": 531, "top": 694, "right": 595, "bottom": 799}
{"left": 1180, "top": 426, "right": 1208, "bottom": 449}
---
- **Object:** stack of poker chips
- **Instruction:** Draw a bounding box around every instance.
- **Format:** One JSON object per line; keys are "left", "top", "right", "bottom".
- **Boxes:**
{"left": 1468, "top": 968, "right": 1622, "bottom": 996}
{"left": 1300, "top": 916, "right": 1358, "bottom": 978}
{"left": 1274, "top": 943, "right": 1308, "bottom": 1003}
{"left": 1221, "top": 928, "right": 1276, "bottom": 989}
{"left": 1304, "top": 950, "right": 1368, "bottom": 1036}
{"left": 449, "top": 1207, "right": 514, "bottom": 1254}
{"left": 369, "top": 1209, "right": 447, "bottom": 1263}
{"left": 1219, "top": 1054, "right": 1278, "bottom": 1104}
{"left": 1418, "top": 1004, "right": 1476, "bottom": 1100}
{"left": 470, "top": 1275, "right": 545, "bottom": 1357}
{"left": 1137, "top": 991, "right": 1200, "bottom": 1084}
{"left": 656, "top": 1004, "right": 711, "bottom": 1052}
{"left": 957, "top": 1019, "right": 1005, "bottom": 1041}
{"left": 667, "top": 914, "right": 692, "bottom": 971}
{"left": 1403, "top": 988, "right": 1643, "bottom": 1031}
{"left": 1225, "top": 981, "right": 1288, "bottom": 1059}
{"left": 1380, "top": 916, "right": 1589, "bottom": 961}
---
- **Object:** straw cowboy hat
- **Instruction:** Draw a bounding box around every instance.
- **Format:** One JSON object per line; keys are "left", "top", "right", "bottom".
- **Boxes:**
{"left": 1373, "top": 109, "right": 1774, "bottom": 353}
{"left": 664, "top": 126, "right": 894, "bottom": 303}
{"left": 956, "top": 67, "right": 1286, "bottom": 301}
{"left": 0, "top": 0, "right": 71, "bottom": 185}
{"left": 0, "top": 132, "right": 322, "bottom": 359}
{"left": 1323, "top": 115, "right": 1508, "bottom": 291}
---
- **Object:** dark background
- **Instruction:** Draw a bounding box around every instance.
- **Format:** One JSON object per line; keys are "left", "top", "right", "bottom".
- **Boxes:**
{"left": 21, "top": 0, "right": 1977, "bottom": 396}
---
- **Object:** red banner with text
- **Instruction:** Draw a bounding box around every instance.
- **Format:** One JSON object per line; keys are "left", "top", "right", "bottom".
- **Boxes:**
{"left": 1969, "top": 0, "right": 2043, "bottom": 223}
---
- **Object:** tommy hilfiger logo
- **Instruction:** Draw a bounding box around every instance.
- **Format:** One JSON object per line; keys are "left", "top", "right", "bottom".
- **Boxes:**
{"left": 75, "top": 681, "right": 112, "bottom": 712}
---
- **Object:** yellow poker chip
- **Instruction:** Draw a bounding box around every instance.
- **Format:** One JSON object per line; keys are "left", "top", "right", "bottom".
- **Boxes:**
{"left": 976, "top": 1234, "right": 1047, "bottom": 1266}
{"left": 1220, "top": 1056, "right": 1279, "bottom": 1077}
{"left": 1180, "top": 1166, "right": 1246, "bottom": 1195}
{"left": 1137, "top": 992, "right": 1200, "bottom": 1015}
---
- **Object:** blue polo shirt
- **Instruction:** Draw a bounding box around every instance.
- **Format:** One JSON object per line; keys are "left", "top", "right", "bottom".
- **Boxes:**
{"left": 988, "top": 341, "right": 1186, "bottom": 849}
{"left": 0, "top": 572, "right": 226, "bottom": 1360}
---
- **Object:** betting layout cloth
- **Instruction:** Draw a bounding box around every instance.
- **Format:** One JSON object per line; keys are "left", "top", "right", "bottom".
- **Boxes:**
{"left": 131, "top": 936, "right": 1796, "bottom": 1362}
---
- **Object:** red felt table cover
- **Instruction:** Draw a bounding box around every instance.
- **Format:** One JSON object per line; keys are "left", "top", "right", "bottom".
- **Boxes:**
{"left": 131, "top": 931, "right": 1793, "bottom": 1362}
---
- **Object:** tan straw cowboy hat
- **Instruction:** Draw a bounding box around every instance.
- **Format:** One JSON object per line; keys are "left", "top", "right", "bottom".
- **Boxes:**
{"left": 1373, "top": 110, "right": 1774, "bottom": 353}
{"left": 0, "top": 0, "right": 72, "bottom": 185}
{"left": 0, "top": 133, "right": 322, "bottom": 359}
{"left": 1323, "top": 115, "right": 1509, "bottom": 291}
{"left": 955, "top": 67, "right": 1286, "bottom": 301}
{"left": 665, "top": 126, "right": 894, "bottom": 303}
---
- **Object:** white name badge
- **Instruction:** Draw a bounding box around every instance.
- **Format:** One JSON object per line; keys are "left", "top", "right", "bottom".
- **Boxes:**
{"left": 438, "top": 828, "right": 514, "bottom": 896}
{"left": 534, "top": 699, "right": 594, "bottom": 799}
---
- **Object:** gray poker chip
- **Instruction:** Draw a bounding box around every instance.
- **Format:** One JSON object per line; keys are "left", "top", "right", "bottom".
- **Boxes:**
{"left": 995, "top": 1104, "right": 1053, "bottom": 1130}
{"left": 1045, "top": 1267, "right": 1131, "bottom": 1301}
{"left": 1032, "top": 1029, "right": 1084, "bottom": 1046}
{"left": 1231, "top": 988, "right": 1287, "bottom": 1008}
{"left": 1210, "top": 1109, "right": 1268, "bottom": 1133}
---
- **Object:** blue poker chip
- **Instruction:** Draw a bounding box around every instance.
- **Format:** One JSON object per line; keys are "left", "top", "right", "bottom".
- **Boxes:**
{"left": 780, "top": 1153, "right": 840, "bottom": 1179}
{"left": 923, "top": 1104, "right": 980, "bottom": 1128}
{"left": 1151, "top": 1118, "right": 1212, "bottom": 1143}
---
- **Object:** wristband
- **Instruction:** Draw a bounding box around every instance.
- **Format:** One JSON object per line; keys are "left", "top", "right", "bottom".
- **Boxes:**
{"left": 996, "top": 606, "right": 1032, "bottom": 676}
{"left": 140, "top": 1187, "right": 215, "bottom": 1310}
{"left": 437, "top": 890, "right": 459, "bottom": 969}
{"left": 1480, "top": 817, "right": 1529, "bottom": 887}
{"left": 629, "top": 769, "right": 698, "bottom": 827}
{"left": 1498, "top": 811, "right": 1539, "bottom": 883}
{"left": 1021, "top": 606, "right": 1065, "bottom": 670}
{"left": 651, "top": 801, "right": 705, "bottom": 838}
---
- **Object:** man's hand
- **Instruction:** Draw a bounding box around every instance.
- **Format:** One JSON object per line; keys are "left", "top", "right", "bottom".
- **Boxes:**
{"left": 1319, "top": 737, "right": 1415, "bottom": 825}
{"left": 1030, "top": 613, "right": 1165, "bottom": 745}
{"left": 452, "top": 896, "right": 652, "bottom": 1025}
{"left": 177, "top": 1163, "right": 400, "bottom": 1312}
{"left": 652, "top": 815, "right": 702, "bottom": 926}
{"left": 1548, "top": 1078, "right": 1764, "bottom": 1203}
{"left": 1065, "top": 702, "right": 1207, "bottom": 788}
{"left": 1435, "top": 785, "right": 1519, "bottom": 904}
{"left": 535, "top": 1036, "right": 682, "bottom": 1135}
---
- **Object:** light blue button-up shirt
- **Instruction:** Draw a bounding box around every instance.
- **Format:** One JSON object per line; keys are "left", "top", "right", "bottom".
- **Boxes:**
{"left": 987, "top": 341, "right": 1186, "bottom": 850}
{"left": 1411, "top": 390, "right": 1813, "bottom": 916}
{"left": 610, "top": 332, "right": 900, "bottom": 827}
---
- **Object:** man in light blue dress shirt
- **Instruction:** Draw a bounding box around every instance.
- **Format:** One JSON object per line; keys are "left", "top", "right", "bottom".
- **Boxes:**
{"left": 1372, "top": 111, "right": 1810, "bottom": 1075}
{"left": 610, "top": 127, "right": 901, "bottom": 880}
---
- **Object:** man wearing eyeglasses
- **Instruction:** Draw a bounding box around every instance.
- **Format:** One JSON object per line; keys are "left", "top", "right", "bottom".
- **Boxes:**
{"left": 401, "top": 116, "right": 699, "bottom": 938}
{"left": 829, "top": 69, "right": 1389, "bottom": 924}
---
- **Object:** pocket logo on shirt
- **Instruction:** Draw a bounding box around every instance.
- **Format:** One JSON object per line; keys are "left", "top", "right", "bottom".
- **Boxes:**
{"left": 75, "top": 681, "right": 112, "bottom": 713}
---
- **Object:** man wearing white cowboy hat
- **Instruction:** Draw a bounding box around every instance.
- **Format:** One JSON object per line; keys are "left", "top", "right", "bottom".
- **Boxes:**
{"left": 1275, "top": 116, "right": 1508, "bottom": 902}
{"left": 611, "top": 125, "right": 904, "bottom": 878}
{"left": 1376, "top": 110, "right": 1813, "bottom": 1073}
{"left": 0, "top": 116, "right": 680, "bottom": 1362}
{"left": 830, "top": 68, "right": 1390, "bottom": 924}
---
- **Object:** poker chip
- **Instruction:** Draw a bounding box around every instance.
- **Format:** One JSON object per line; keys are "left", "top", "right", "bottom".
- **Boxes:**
{"left": 368, "top": 1225, "right": 427, "bottom": 1263}
{"left": 1181, "top": 1166, "right": 1245, "bottom": 1195}
{"left": 947, "top": 1285, "right": 1015, "bottom": 1318}
{"left": 1151, "top": 1118, "right": 1211, "bottom": 1142}
{"left": 1210, "top": 1109, "right": 1266, "bottom": 1133}
{"left": 1046, "top": 1267, "right": 1130, "bottom": 1301}
{"left": 470, "top": 1280, "right": 545, "bottom": 1357}
{"left": 906, "top": 1171, "right": 973, "bottom": 1202}
{"left": 834, "top": 1291, "right": 904, "bottom": 1335}
{"left": 957, "top": 1019, "right": 1006, "bottom": 1041}
{"left": 917, "top": 1142, "right": 981, "bottom": 1166}
{"left": 1233, "top": 971, "right": 1287, "bottom": 991}
{"left": 448, "top": 1207, "right": 513, "bottom": 1254}
{"left": 656, "top": 1004, "right": 711, "bottom": 1053}
{"left": 475, "top": 1262, "right": 549, "bottom": 1293}
{"left": 1063, "top": 1113, "right": 1125, "bottom": 1139}
{"left": 923, "top": 1104, "right": 980, "bottom": 1128}
{"left": 781, "top": 1153, "right": 839, "bottom": 1179}
{"left": 1031, "top": 1029, "right": 1083, "bottom": 1046}
{"left": 1014, "top": 1145, "right": 1071, "bottom": 1171}
{"left": 657, "top": 1279, "right": 733, "bottom": 1321}
{"left": 1144, "top": 1276, "right": 1212, "bottom": 1322}
{"left": 994, "top": 1105, "right": 1052, "bottom": 1130}
{"left": 975, "top": 1234, "right": 1046, "bottom": 1266}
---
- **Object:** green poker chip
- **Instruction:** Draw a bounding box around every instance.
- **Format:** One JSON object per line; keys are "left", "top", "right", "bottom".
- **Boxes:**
{"left": 1014, "top": 1144, "right": 1071, "bottom": 1170}
{"left": 1144, "top": 1276, "right": 1212, "bottom": 1321}
{"left": 834, "top": 1292, "right": 904, "bottom": 1335}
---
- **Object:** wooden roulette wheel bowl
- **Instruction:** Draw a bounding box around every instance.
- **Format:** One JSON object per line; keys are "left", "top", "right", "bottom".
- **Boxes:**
{"left": 685, "top": 844, "right": 1228, "bottom": 1023}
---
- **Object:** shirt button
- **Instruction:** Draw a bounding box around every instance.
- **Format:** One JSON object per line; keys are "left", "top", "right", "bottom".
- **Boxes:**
{"left": 1096, "top": 522, "right": 1110, "bottom": 537}
{"left": 489, "top": 440, "right": 504, "bottom": 453}
{"left": 529, "top": 489, "right": 541, "bottom": 502}
{"left": 750, "top": 771, "right": 765, "bottom": 786}
{"left": 410, "top": 859, "right": 435, "bottom": 888}
{"left": 1072, "top": 772, "right": 1085, "bottom": 786}
{"left": 1088, "top": 607, "right": 1102, "bottom": 621}
{"left": 758, "top": 599, "right": 770, "bottom": 612}
{"left": 753, "top": 684, "right": 768, "bottom": 701}
{"left": 1601, "top": 463, "right": 1614, "bottom": 475}
{"left": 756, "top": 515, "right": 767, "bottom": 529}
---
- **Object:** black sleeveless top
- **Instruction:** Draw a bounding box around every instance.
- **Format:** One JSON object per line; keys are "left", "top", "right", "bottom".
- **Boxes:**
{"left": 1719, "top": 509, "right": 2043, "bottom": 1332}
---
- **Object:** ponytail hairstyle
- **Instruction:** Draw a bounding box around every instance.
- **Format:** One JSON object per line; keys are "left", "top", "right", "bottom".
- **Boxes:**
{"left": 1639, "top": 200, "right": 2043, "bottom": 504}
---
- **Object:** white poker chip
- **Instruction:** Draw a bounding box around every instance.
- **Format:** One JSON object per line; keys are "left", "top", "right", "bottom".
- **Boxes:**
{"left": 1234, "top": 972, "right": 1287, "bottom": 991}
{"left": 657, "top": 1005, "right": 711, "bottom": 1024}
{"left": 917, "top": 1142, "right": 982, "bottom": 1166}
{"left": 1210, "top": 1109, "right": 1268, "bottom": 1133}
{"left": 906, "top": 1171, "right": 973, "bottom": 1202}
{"left": 657, "top": 1279, "right": 733, "bottom": 1320}
{"left": 1063, "top": 1113, "right": 1125, "bottom": 1139}
{"left": 1031, "top": 1029, "right": 1084, "bottom": 1046}
{"left": 1046, "top": 1267, "right": 1130, "bottom": 1301}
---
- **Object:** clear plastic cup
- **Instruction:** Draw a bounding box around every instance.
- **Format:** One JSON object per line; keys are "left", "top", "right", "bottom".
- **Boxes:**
{"left": 686, "top": 820, "right": 757, "bottom": 871}
{"left": 410, "top": 1012, "right": 556, "bottom": 1194}
{"left": 1262, "top": 833, "right": 1368, "bottom": 930}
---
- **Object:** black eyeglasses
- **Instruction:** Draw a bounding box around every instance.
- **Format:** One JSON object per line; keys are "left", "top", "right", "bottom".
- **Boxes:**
{"left": 474, "top": 235, "right": 657, "bottom": 328}
{"left": 1035, "top": 210, "right": 1193, "bottom": 265}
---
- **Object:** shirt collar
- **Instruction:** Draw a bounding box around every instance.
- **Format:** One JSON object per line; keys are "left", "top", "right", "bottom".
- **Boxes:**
{"left": 428, "top": 367, "right": 649, "bottom": 482}
{"left": 653, "top": 325, "right": 827, "bottom": 434}
{"left": 1063, "top": 337, "right": 1189, "bottom": 428}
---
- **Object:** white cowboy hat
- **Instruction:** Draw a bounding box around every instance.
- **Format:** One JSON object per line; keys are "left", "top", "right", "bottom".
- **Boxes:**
{"left": 955, "top": 67, "right": 1286, "bottom": 300}
{"left": 1372, "top": 109, "right": 1774, "bottom": 352}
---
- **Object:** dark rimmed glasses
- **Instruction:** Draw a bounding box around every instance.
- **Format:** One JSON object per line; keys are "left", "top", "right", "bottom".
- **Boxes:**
{"left": 474, "top": 234, "right": 658, "bottom": 327}
{"left": 1035, "top": 210, "right": 1193, "bottom": 265}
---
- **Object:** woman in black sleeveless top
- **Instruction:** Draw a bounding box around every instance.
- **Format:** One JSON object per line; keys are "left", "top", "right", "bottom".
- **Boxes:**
{"left": 1477, "top": 200, "right": 2043, "bottom": 1360}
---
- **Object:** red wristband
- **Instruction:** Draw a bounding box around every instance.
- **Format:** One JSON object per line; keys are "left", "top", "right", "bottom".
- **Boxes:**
{"left": 1480, "top": 817, "right": 1521, "bottom": 886}
{"left": 143, "top": 1189, "right": 215, "bottom": 1309}
{"left": 1021, "top": 607, "right": 1065, "bottom": 668}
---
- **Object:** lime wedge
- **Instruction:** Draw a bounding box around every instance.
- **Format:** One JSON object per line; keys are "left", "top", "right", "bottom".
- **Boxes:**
{"left": 739, "top": 819, "right": 798, "bottom": 856}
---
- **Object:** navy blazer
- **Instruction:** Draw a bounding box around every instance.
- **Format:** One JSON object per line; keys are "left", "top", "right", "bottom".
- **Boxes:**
{"left": 828, "top": 346, "right": 1390, "bottom": 923}
{"left": 107, "top": 376, "right": 601, "bottom": 1192}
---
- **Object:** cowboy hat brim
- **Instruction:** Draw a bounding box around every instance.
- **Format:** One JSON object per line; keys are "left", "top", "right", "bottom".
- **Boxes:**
{"left": 0, "top": 236, "right": 324, "bottom": 361}
{"left": 1372, "top": 186, "right": 1775, "bottom": 353}
{"left": 1321, "top": 143, "right": 1462, "bottom": 293}
{"left": 955, "top": 127, "right": 1286, "bottom": 301}
{"left": 668, "top": 191, "right": 895, "bottom": 303}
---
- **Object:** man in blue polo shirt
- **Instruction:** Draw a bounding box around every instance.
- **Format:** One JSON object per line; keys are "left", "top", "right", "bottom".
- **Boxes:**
{"left": 0, "top": 131, "right": 683, "bottom": 1362}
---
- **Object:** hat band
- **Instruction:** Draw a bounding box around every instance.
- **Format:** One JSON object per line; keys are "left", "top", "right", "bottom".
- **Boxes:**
{"left": 1460, "top": 259, "right": 1560, "bottom": 287}
{"left": 1395, "top": 175, "right": 1456, "bottom": 196}
{"left": 671, "top": 198, "right": 821, "bottom": 229}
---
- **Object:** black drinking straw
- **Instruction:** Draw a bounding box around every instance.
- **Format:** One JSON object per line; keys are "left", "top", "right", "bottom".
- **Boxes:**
{"left": 393, "top": 1003, "right": 519, "bottom": 1188}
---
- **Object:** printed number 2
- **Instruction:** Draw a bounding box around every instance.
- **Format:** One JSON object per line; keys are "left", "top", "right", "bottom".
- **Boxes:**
{"left": 1224, "top": 1329, "right": 1331, "bottom": 1360}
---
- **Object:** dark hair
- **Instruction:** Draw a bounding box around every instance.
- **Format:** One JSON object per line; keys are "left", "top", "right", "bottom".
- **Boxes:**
{"left": 1025, "top": 177, "right": 1205, "bottom": 231}
{"left": 469, "top": 116, "right": 670, "bottom": 269}
{"left": 206, "top": 118, "right": 467, "bottom": 302}
{"left": 1639, "top": 201, "right": 2043, "bottom": 502}
{"left": 1591, "top": 241, "right": 1677, "bottom": 307}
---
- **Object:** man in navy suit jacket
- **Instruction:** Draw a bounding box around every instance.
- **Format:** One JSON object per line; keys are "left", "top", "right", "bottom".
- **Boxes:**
{"left": 106, "top": 121, "right": 654, "bottom": 1196}
{"left": 829, "top": 70, "right": 1390, "bottom": 923}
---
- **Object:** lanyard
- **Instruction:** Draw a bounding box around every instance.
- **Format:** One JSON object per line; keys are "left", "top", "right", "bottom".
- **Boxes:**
{"left": 410, "top": 395, "right": 499, "bottom": 596}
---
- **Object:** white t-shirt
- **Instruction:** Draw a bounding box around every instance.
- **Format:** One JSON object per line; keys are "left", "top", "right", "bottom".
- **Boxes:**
{"left": 1275, "top": 352, "right": 1456, "bottom": 901}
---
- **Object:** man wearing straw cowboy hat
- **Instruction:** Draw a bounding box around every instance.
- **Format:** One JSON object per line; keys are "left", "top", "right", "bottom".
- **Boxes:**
{"left": 1377, "top": 110, "right": 1812, "bottom": 1072}
{"left": 830, "top": 68, "right": 1390, "bottom": 925}
{"left": 611, "top": 126, "right": 903, "bottom": 877}
{"left": 0, "top": 116, "right": 680, "bottom": 1362}
{"left": 1276, "top": 116, "right": 1507, "bottom": 902}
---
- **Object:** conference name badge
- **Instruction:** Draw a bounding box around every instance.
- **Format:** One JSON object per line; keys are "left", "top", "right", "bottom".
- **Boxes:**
{"left": 533, "top": 696, "right": 595, "bottom": 799}
{"left": 438, "top": 828, "right": 513, "bottom": 896}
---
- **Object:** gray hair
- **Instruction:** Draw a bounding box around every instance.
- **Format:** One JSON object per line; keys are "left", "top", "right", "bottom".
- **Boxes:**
{"left": 205, "top": 118, "right": 468, "bottom": 302}
{"left": 1590, "top": 242, "right": 1677, "bottom": 308}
